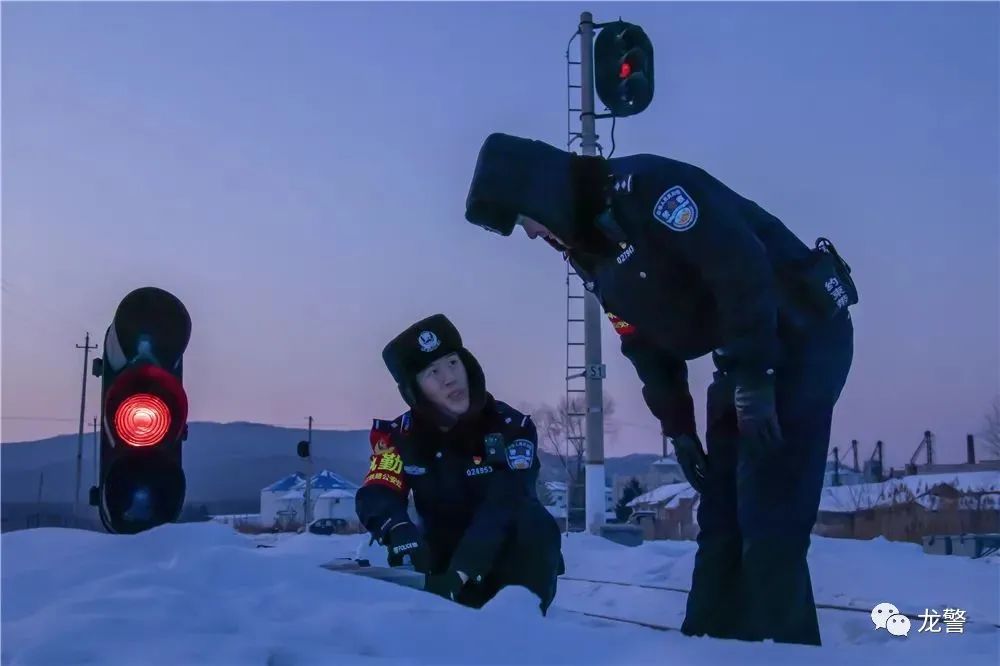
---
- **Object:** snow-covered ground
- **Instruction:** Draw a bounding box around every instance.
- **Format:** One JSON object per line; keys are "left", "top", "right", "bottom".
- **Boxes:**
{"left": 2, "top": 523, "right": 997, "bottom": 665}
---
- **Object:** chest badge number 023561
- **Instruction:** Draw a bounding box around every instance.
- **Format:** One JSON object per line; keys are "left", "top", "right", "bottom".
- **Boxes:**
{"left": 654, "top": 185, "right": 698, "bottom": 232}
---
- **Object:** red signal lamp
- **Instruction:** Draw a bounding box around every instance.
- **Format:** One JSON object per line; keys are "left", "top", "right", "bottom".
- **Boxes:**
{"left": 105, "top": 364, "right": 187, "bottom": 449}
{"left": 114, "top": 394, "right": 171, "bottom": 447}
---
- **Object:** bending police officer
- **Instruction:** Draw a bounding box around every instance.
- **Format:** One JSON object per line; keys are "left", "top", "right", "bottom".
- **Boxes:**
{"left": 463, "top": 133, "right": 856, "bottom": 645}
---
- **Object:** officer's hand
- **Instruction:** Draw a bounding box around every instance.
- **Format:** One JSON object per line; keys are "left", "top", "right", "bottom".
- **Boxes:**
{"left": 734, "top": 375, "right": 784, "bottom": 459}
{"left": 424, "top": 570, "right": 467, "bottom": 601}
{"left": 669, "top": 433, "right": 709, "bottom": 494}
{"left": 384, "top": 521, "right": 430, "bottom": 573}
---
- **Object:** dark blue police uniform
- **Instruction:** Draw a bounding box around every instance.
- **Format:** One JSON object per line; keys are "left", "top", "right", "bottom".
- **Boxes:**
{"left": 356, "top": 314, "right": 563, "bottom": 614}
{"left": 463, "top": 133, "right": 857, "bottom": 645}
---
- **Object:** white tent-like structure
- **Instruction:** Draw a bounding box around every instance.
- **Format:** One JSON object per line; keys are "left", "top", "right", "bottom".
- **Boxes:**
{"left": 259, "top": 470, "right": 359, "bottom": 529}
{"left": 259, "top": 472, "right": 306, "bottom": 529}
{"left": 315, "top": 488, "right": 358, "bottom": 523}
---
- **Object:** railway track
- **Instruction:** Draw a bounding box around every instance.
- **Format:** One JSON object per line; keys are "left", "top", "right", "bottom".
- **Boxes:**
{"left": 560, "top": 608, "right": 680, "bottom": 633}
{"left": 558, "top": 575, "right": 1000, "bottom": 629}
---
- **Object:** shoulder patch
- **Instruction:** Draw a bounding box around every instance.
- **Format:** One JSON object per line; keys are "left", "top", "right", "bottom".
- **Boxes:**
{"left": 369, "top": 419, "right": 396, "bottom": 454}
{"left": 653, "top": 185, "right": 698, "bottom": 232}
{"left": 505, "top": 439, "right": 535, "bottom": 470}
{"left": 606, "top": 312, "right": 636, "bottom": 336}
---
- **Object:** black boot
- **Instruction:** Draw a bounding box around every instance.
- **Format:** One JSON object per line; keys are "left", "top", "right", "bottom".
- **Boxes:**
{"left": 681, "top": 534, "right": 744, "bottom": 640}
{"left": 740, "top": 534, "right": 821, "bottom": 646}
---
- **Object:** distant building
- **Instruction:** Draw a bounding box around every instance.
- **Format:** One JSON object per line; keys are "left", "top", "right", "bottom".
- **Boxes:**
{"left": 626, "top": 481, "right": 699, "bottom": 541}
{"left": 900, "top": 460, "right": 1000, "bottom": 477}
{"left": 612, "top": 455, "right": 686, "bottom": 504}
{"left": 823, "top": 460, "right": 865, "bottom": 487}
{"left": 815, "top": 470, "right": 1000, "bottom": 543}
{"left": 259, "top": 470, "right": 359, "bottom": 529}
{"left": 543, "top": 480, "right": 615, "bottom": 525}
{"left": 260, "top": 472, "right": 305, "bottom": 528}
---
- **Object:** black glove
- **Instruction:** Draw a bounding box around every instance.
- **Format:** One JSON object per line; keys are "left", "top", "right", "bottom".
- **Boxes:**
{"left": 734, "top": 374, "right": 784, "bottom": 459}
{"left": 424, "top": 570, "right": 467, "bottom": 601}
{"left": 383, "top": 521, "right": 430, "bottom": 573}
{"left": 669, "top": 433, "right": 708, "bottom": 494}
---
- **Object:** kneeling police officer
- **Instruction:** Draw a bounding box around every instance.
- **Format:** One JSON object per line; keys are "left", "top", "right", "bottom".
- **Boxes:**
{"left": 356, "top": 313, "right": 564, "bottom": 614}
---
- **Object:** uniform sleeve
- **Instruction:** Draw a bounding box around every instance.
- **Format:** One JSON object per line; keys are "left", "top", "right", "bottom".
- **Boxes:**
{"left": 447, "top": 416, "right": 541, "bottom": 581}
{"left": 644, "top": 162, "right": 778, "bottom": 382}
{"left": 611, "top": 313, "right": 696, "bottom": 437}
{"left": 355, "top": 445, "right": 412, "bottom": 541}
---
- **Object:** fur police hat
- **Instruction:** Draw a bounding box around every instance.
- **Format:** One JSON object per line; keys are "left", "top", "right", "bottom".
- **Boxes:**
{"left": 464, "top": 132, "right": 613, "bottom": 253}
{"left": 382, "top": 314, "right": 465, "bottom": 386}
{"left": 381, "top": 314, "right": 488, "bottom": 426}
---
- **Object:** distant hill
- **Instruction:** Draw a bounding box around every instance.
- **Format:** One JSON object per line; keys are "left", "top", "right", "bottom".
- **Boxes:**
{"left": 1, "top": 421, "right": 371, "bottom": 507}
{"left": 1, "top": 422, "right": 660, "bottom": 508}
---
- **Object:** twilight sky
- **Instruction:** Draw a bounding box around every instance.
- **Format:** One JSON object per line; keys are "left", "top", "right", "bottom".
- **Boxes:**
{"left": 2, "top": 2, "right": 997, "bottom": 469}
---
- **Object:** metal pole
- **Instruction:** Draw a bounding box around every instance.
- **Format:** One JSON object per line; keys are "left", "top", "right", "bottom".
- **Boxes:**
{"left": 74, "top": 332, "right": 97, "bottom": 519}
{"left": 876, "top": 440, "right": 884, "bottom": 480}
{"left": 579, "top": 11, "right": 606, "bottom": 535}
{"left": 304, "top": 416, "right": 313, "bottom": 527}
{"left": 92, "top": 417, "right": 99, "bottom": 488}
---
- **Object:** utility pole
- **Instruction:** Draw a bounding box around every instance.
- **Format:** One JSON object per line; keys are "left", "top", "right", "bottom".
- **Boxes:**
{"left": 92, "top": 416, "right": 99, "bottom": 488}
{"left": 851, "top": 439, "right": 859, "bottom": 473}
{"left": 304, "top": 416, "right": 313, "bottom": 527}
{"left": 75, "top": 332, "right": 97, "bottom": 519}
{"left": 578, "top": 11, "right": 607, "bottom": 535}
{"left": 832, "top": 446, "right": 841, "bottom": 486}
{"left": 875, "top": 440, "right": 884, "bottom": 480}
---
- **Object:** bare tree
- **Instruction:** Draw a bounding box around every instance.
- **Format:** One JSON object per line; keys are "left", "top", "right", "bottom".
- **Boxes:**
{"left": 981, "top": 396, "right": 1000, "bottom": 459}
{"left": 529, "top": 394, "right": 617, "bottom": 528}
{"left": 531, "top": 395, "right": 617, "bottom": 477}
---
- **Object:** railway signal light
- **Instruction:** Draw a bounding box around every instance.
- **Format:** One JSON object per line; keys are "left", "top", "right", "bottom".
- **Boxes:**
{"left": 594, "top": 20, "right": 655, "bottom": 117}
{"left": 90, "top": 287, "right": 191, "bottom": 535}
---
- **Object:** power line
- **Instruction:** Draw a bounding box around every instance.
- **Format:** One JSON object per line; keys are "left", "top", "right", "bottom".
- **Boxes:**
{"left": 1, "top": 416, "right": 363, "bottom": 429}
{"left": 1, "top": 280, "right": 89, "bottom": 333}
{"left": 242, "top": 420, "right": 363, "bottom": 430}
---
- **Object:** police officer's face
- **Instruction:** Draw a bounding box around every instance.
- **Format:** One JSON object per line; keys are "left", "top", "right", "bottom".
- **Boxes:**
{"left": 516, "top": 215, "right": 569, "bottom": 247}
{"left": 415, "top": 353, "right": 470, "bottom": 417}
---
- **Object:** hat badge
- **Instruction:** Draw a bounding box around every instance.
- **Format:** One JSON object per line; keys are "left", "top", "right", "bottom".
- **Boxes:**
{"left": 417, "top": 330, "right": 440, "bottom": 353}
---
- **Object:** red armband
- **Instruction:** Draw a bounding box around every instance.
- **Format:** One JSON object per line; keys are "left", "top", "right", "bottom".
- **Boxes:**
{"left": 607, "top": 312, "right": 636, "bottom": 336}
{"left": 363, "top": 449, "right": 408, "bottom": 494}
